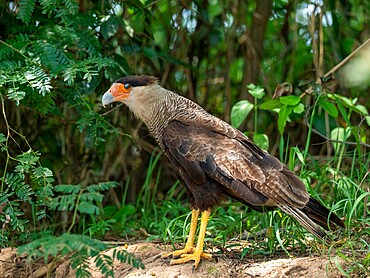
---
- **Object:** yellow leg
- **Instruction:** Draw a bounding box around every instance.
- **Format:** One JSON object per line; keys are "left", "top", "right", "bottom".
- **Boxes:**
{"left": 163, "top": 209, "right": 212, "bottom": 269}
{"left": 162, "top": 209, "right": 199, "bottom": 258}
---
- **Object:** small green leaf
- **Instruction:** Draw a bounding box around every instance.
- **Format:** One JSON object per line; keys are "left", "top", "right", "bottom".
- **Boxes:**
{"left": 253, "top": 133, "right": 269, "bottom": 151}
{"left": 354, "top": 104, "right": 368, "bottom": 115}
{"left": 247, "top": 84, "right": 265, "bottom": 99}
{"left": 319, "top": 99, "right": 338, "bottom": 118}
{"left": 259, "top": 99, "right": 282, "bottom": 110}
{"left": 8, "top": 88, "right": 26, "bottom": 105}
{"left": 279, "top": 95, "right": 301, "bottom": 106}
{"left": 0, "top": 133, "right": 6, "bottom": 143}
{"left": 293, "top": 103, "right": 305, "bottom": 114}
{"left": 230, "top": 100, "right": 254, "bottom": 128}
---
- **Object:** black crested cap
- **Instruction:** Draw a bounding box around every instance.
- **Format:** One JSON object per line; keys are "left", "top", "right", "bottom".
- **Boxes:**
{"left": 115, "top": 75, "right": 158, "bottom": 87}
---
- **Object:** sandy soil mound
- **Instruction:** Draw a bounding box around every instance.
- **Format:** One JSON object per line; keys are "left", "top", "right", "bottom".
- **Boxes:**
{"left": 0, "top": 243, "right": 344, "bottom": 277}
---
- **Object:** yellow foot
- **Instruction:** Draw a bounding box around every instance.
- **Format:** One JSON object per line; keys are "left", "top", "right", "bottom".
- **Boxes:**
{"left": 161, "top": 246, "right": 195, "bottom": 259}
{"left": 162, "top": 247, "right": 212, "bottom": 269}
{"left": 170, "top": 249, "right": 212, "bottom": 269}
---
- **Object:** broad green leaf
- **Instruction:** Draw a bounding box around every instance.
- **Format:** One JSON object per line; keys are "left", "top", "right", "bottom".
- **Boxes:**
{"left": 318, "top": 99, "right": 338, "bottom": 118}
{"left": 253, "top": 133, "right": 269, "bottom": 151}
{"left": 230, "top": 100, "right": 254, "bottom": 128}
{"left": 279, "top": 95, "right": 301, "bottom": 106}
{"left": 278, "top": 105, "right": 293, "bottom": 134}
{"left": 330, "top": 127, "right": 351, "bottom": 154}
{"left": 259, "top": 99, "right": 282, "bottom": 110}
{"left": 247, "top": 84, "right": 265, "bottom": 99}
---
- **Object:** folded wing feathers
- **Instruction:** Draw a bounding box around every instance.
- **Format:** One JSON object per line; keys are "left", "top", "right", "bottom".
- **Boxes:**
{"left": 278, "top": 204, "right": 327, "bottom": 240}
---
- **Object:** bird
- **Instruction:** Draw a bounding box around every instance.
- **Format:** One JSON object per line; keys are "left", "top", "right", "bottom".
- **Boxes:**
{"left": 102, "top": 75, "right": 345, "bottom": 269}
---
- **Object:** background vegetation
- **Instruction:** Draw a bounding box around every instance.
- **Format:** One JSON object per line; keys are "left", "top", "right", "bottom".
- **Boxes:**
{"left": 0, "top": 0, "right": 369, "bottom": 276}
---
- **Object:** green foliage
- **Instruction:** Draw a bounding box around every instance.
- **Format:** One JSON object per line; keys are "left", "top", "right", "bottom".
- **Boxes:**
{"left": 49, "top": 182, "right": 117, "bottom": 215}
{"left": 260, "top": 95, "right": 305, "bottom": 135}
{"left": 231, "top": 84, "right": 269, "bottom": 150}
{"left": 0, "top": 139, "right": 54, "bottom": 246}
{"left": 17, "top": 0, "right": 36, "bottom": 24}
{"left": 17, "top": 234, "right": 144, "bottom": 277}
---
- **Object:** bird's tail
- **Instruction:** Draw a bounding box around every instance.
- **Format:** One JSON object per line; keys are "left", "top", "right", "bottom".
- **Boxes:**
{"left": 278, "top": 197, "right": 345, "bottom": 240}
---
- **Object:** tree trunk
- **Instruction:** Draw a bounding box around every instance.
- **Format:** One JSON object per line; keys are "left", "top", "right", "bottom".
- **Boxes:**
{"left": 240, "top": 0, "right": 273, "bottom": 101}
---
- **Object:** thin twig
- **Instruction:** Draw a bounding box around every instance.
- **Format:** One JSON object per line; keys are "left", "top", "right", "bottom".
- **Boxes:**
{"left": 324, "top": 38, "right": 370, "bottom": 79}
{"left": 100, "top": 103, "right": 124, "bottom": 116}
{"left": 302, "top": 38, "right": 370, "bottom": 97}
{"left": 309, "top": 124, "right": 370, "bottom": 149}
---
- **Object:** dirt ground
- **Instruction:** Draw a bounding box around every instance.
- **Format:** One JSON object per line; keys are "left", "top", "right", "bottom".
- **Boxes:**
{"left": 0, "top": 242, "right": 346, "bottom": 277}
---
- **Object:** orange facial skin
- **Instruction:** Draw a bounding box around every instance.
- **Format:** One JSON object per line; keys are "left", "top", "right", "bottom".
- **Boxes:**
{"left": 102, "top": 83, "right": 131, "bottom": 107}
{"left": 109, "top": 83, "right": 132, "bottom": 102}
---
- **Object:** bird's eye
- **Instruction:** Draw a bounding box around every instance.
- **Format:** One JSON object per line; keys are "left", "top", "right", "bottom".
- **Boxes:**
{"left": 124, "top": 83, "right": 131, "bottom": 90}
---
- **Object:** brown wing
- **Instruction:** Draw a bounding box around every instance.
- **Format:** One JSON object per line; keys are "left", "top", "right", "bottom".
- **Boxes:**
{"left": 162, "top": 120, "right": 309, "bottom": 210}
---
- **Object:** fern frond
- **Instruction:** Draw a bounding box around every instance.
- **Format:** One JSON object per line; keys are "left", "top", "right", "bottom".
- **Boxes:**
{"left": 54, "top": 184, "right": 81, "bottom": 194}
{"left": 3, "top": 204, "right": 29, "bottom": 233}
{"left": 113, "top": 248, "right": 145, "bottom": 269}
{"left": 25, "top": 66, "right": 53, "bottom": 96}
{"left": 0, "top": 60, "right": 23, "bottom": 72}
{"left": 87, "top": 182, "right": 118, "bottom": 192}
{"left": 7, "top": 87, "right": 26, "bottom": 105}
{"left": 4, "top": 173, "right": 33, "bottom": 202}
{"left": 25, "top": 92, "right": 56, "bottom": 114}
{"left": 78, "top": 201, "right": 100, "bottom": 215}
{"left": 31, "top": 41, "right": 71, "bottom": 76}
{"left": 48, "top": 194, "right": 78, "bottom": 211}
{"left": 31, "top": 167, "right": 55, "bottom": 188}
{"left": 94, "top": 253, "right": 114, "bottom": 277}
{"left": 76, "top": 110, "right": 119, "bottom": 146}
{"left": 62, "top": 0, "right": 79, "bottom": 15}
{"left": 16, "top": 0, "right": 36, "bottom": 24}
{"left": 18, "top": 234, "right": 144, "bottom": 277}
{"left": 0, "top": 34, "right": 30, "bottom": 60}
{"left": 39, "top": 0, "right": 59, "bottom": 16}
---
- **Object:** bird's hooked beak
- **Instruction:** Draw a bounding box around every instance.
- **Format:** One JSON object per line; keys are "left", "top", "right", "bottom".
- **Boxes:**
{"left": 102, "top": 83, "right": 131, "bottom": 107}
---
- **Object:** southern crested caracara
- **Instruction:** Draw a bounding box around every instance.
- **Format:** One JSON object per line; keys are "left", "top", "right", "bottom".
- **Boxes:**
{"left": 102, "top": 75, "right": 344, "bottom": 269}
